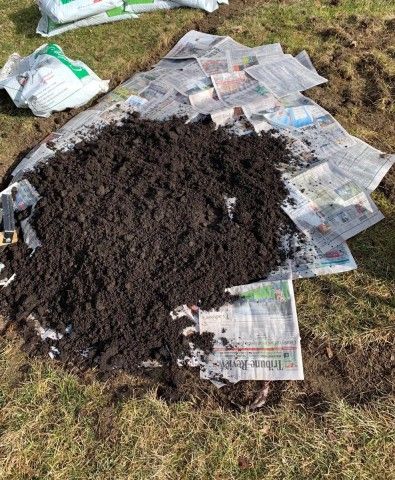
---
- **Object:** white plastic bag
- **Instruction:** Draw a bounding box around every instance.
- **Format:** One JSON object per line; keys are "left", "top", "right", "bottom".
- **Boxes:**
{"left": 36, "top": 8, "right": 138, "bottom": 37}
{"left": 0, "top": 44, "right": 109, "bottom": 117}
{"left": 124, "top": 0, "right": 178, "bottom": 13}
{"left": 37, "top": 0, "right": 123, "bottom": 23}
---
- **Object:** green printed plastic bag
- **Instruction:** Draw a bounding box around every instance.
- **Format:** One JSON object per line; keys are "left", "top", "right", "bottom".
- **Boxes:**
{"left": 36, "top": 8, "right": 138, "bottom": 37}
{"left": 38, "top": 0, "right": 124, "bottom": 23}
{"left": 0, "top": 44, "right": 109, "bottom": 117}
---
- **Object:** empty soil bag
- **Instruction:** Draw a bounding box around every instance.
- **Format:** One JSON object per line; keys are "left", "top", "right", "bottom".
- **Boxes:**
{"left": 37, "top": 0, "right": 124, "bottom": 23}
{"left": 0, "top": 44, "right": 108, "bottom": 117}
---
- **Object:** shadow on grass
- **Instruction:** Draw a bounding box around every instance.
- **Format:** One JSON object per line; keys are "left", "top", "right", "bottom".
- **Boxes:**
{"left": 8, "top": 4, "right": 41, "bottom": 38}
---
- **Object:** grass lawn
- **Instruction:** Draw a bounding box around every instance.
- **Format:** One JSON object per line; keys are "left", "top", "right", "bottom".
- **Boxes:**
{"left": 0, "top": 0, "right": 394, "bottom": 478}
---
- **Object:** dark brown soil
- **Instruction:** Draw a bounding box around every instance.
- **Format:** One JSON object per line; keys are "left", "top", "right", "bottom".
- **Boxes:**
{"left": 1, "top": 115, "right": 296, "bottom": 385}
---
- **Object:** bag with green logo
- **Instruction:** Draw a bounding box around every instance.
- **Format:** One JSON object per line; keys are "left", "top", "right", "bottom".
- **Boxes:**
{"left": 0, "top": 44, "right": 109, "bottom": 117}
{"left": 37, "top": 0, "right": 124, "bottom": 23}
{"left": 36, "top": 7, "right": 138, "bottom": 37}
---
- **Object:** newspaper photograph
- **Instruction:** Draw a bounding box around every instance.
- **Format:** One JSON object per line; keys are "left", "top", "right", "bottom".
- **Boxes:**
{"left": 198, "top": 56, "right": 229, "bottom": 76}
{"left": 211, "top": 71, "right": 268, "bottom": 107}
{"left": 199, "top": 279, "right": 304, "bottom": 382}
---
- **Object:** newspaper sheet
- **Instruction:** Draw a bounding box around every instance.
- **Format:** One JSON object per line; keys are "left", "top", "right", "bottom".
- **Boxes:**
{"left": 140, "top": 81, "right": 169, "bottom": 102}
{"left": 165, "top": 30, "right": 227, "bottom": 59}
{"left": 263, "top": 93, "right": 351, "bottom": 154}
{"left": 210, "top": 107, "right": 240, "bottom": 126}
{"left": 247, "top": 54, "right": 327, "bottom": 97}
{"left": 122, "top": 69, "right": 170, "bottom": 93}
{"left": 295, "top": 50, "right": 318, "bottom": 74}
{"left": 202, "top": 36, "right": 247, "bottom": 58}
{"left": 161, "top": 70, "right": 212, "bottom": 96}
{"left": 198, "top": 57, "right": 229, "bottom": 76}
{"left": 199, "top": 279, "right": 304, "bottom": 382}
{"left": 156, "top": 57, "right": 199, "bottom": 71}
{"left": 141, "top": 88, "right": 199, "bottom": 121}
{"left": 284, "top": 162, "right": 384, "bottom": 253}
{"left": 330, "top": 137, "right": 395, "bottom": 192}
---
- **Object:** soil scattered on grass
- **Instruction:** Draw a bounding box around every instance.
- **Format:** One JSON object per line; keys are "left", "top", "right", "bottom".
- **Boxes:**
{"left": 1, "top": 115, "right": 296, "bottom": 384}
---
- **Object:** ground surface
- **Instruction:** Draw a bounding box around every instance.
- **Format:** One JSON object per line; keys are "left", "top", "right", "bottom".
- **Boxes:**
{"left": 0, "top": 0, "right": 394, "bottom": 479}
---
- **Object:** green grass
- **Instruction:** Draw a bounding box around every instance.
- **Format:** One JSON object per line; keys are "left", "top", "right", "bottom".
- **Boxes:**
{"left": 0, "top": 0, "right": 394, "bottom": 478}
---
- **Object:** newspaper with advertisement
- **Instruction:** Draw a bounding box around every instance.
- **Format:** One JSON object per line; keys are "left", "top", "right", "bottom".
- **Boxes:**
{"left": 284, "top": 162, "right": 384, "bottom": 253}
{"left": 226, "top": 44, "right": 284, "bottom": 72}
{"left": 211, "top": 71, "right": 268, "bottom": 107}
{"left": 199, "top": 279, "right": 304, "bottom": 383}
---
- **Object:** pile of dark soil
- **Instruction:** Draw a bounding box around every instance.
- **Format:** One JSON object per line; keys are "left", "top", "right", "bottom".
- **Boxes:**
{"left": 1, "top": 115, "right": 296, "bottom": 382}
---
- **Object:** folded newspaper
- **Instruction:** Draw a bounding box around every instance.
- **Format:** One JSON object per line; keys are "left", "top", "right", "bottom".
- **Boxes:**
{"left": 36, "top": 0, "right": 229, "bottom": 36}
{"left": 2, "top": 31, "right": 394, "bottom": 385}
